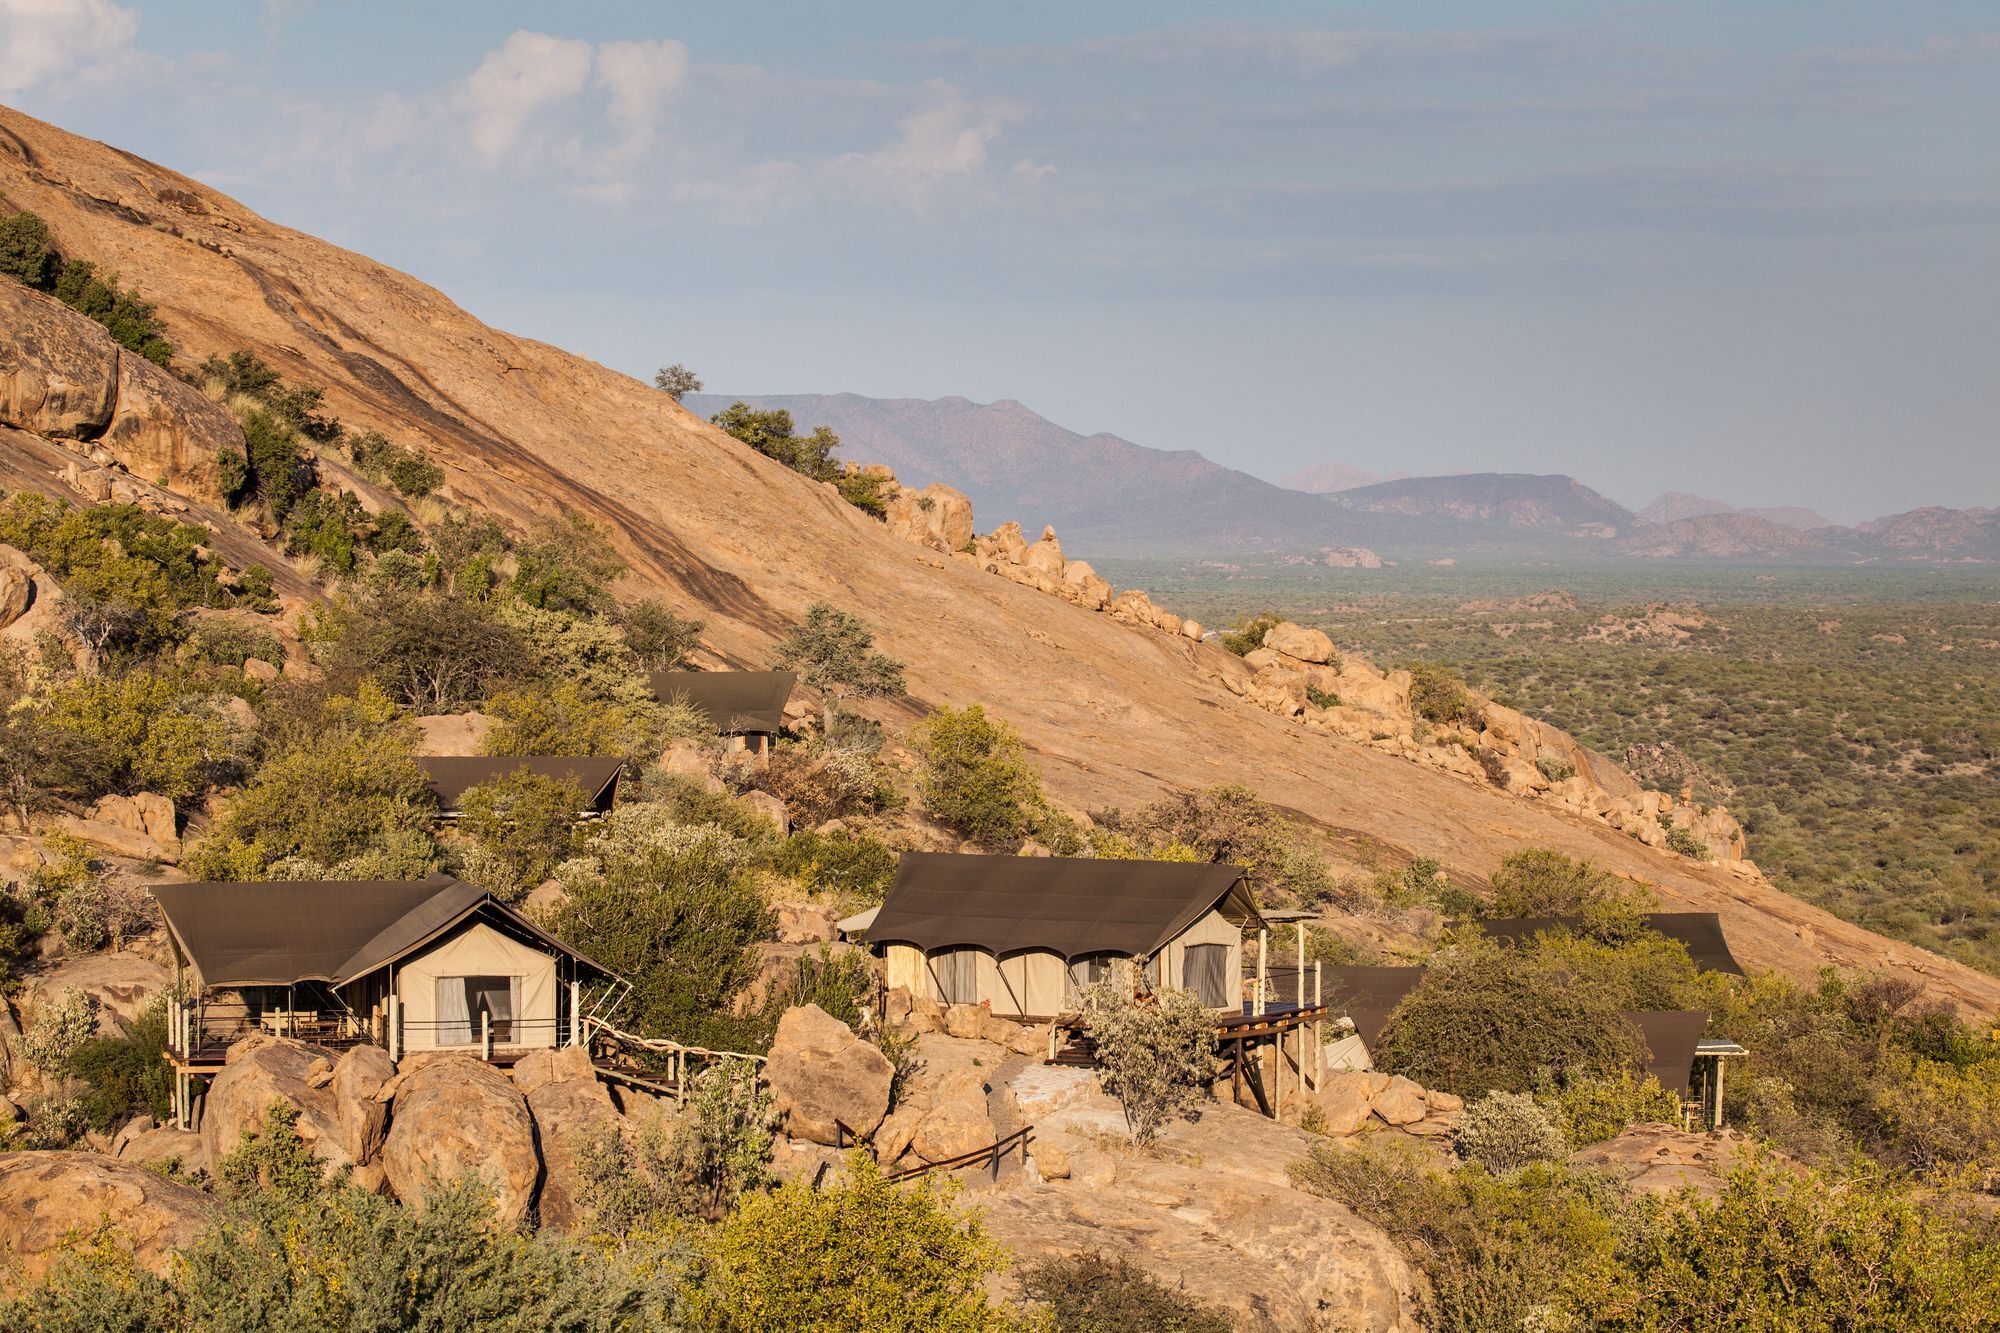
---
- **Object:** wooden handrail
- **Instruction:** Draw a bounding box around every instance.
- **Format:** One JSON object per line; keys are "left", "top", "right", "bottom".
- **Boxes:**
{"left": 885, "top": 1125, "right": 1034, "bottom": 1183}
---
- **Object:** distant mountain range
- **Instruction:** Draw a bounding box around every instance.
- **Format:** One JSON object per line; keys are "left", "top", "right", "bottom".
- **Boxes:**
{"left": 684, "top": 392, "right": 1997, "bottom": 564}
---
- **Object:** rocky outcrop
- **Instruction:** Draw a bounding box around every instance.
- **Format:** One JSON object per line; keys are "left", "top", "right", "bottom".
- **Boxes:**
{"left": 1570, "top": 1124, "right": 1759, "bottom": 1200}
{"left": 329, "top": 1044, "right": 395, "bottom": 1165}
{"left": 762, "top": 1003, "right": 893, "bottom": 1147}
{"left": 995, "top": 1064, "right": 1422, "bottom": 1332}
{"left": 516, "top": 1044, "right": 621, "bottom": 1232}
{"left": 112, "top": 1119, "right": 209, "bottom": 1175}
{"left": 19, "top": 951, "right": 168, "bottom": 1047}
{"left": 201, "top": 1034, "right": 351, "bottom": 1175}
{"left": 0, "top": 544, "right": 89, "bottom": 670}
{"left": 382, "top": 1056, "right": 541, "bottom": 1226}
{"left": 0, "top": 1151, "right": 218, "bottom": 1288}
{"left": 881, "top": 476, "right": 975, "bottom": 554}
{"left": 0, "top": 282, "right": 239, "bottom": 503}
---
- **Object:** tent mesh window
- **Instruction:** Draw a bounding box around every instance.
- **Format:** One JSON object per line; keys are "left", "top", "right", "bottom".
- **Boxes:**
{"left": 1183, "top": 943, "right": 1230, "bottom": 1008}
{"left": 437, "top": 974, "right": 518, "bottom": 1044}
{"left": 934, "top": 949, "right": 979, "bottom": 1005}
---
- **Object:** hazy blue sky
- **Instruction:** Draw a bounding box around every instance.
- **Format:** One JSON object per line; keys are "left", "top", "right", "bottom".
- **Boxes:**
{"left": 5, "top": 2, "right": 1996, "bottom": 521}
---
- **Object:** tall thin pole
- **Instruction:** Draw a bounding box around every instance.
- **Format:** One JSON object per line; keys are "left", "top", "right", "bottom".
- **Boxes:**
{"left": 1256, "top": 929, "right": 1269, "bottom": 1017}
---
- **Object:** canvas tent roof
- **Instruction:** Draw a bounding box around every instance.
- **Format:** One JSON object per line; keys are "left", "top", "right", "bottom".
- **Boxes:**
{"left": 869, "top": 852, "right": 1260, "bottom": 960}
{"left": 1322, "top": 965, "right": 1428, "bottom": 1046}
{"left": 1625, "top": 1010, "right": 1710, "bottom": 1096}
{"left": 416, "top": 756, "right": 623, "bottom": 812}
{"left": 651, "top": 670, "right": 796, "bottom": 735}
{"left": 152, "top": 874, "right": 613, "bottom": 988}
{"left": 1463, "top": 913, "right": 1744, "bottom": 975}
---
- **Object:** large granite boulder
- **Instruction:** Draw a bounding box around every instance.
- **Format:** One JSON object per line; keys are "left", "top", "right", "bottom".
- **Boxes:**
{"left": 762, "top": 1004, "right": 893, "bottom": 1147}
{"left": 330, "top": 1044, "right": 396, "bottom": 1165}
{"left": 381, "top": 1056, "right": 541, "bottom": 1227}
{"left": 1264, "top": 622, "right": 1336, "bottom": 664}
{"left": 19, "top": 951, "right": 169, "bottom": 1044}
{"left": 520, "top": 1045, "right": 620, "bottom": 1232}
{"left": 0, "top": 1151, "right": 217, "bottom": 1288}
{"left": 0, "top": 282, "right": 119, "bottom": 438}
{"left": 201, "top": 1035, "right": 350, "bottom": 1176}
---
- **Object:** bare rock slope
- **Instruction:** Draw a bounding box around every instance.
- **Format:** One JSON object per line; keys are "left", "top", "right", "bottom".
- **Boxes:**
{"left": 1, "top": 104, "right": 1993, "bottom": 1016}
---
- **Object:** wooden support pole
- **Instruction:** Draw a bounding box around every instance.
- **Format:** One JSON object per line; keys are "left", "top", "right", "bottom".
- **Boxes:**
{"left": 482, "top": 1009, "right": 493, "bottom": 1060}
{"left": 1711, "top": 1057, "right": 1727, "bottom": 1132}
{"left": 1256, "top": 929, "right": 1269, "bottom": 1016}
{"left": 1295, "top": 922, "right": 1305, "bottom": 1009}
{"left": 569, "top": 980, "right": 581, "bottom": 1048}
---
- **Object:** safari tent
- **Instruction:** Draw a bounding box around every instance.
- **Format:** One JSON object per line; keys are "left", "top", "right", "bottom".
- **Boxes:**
{"left": 651, "top": 669, "right": 796, "bottom": 755}
{"left": 1469, "top": 912, "right": 1744, "bottom": 974}
{"left": 416, "top": 755, "right": 624, "bottom": 818}
{"left": 154, "top": 874, "right": 619, "bottom": 1071}
{"left": 866, "top": 852, "right": 1264, "bottom": 1018}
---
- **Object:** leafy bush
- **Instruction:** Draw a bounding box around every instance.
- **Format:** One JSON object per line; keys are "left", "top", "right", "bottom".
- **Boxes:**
{"left": 1407, "top": 662, "right": 1479, "bottom": 726}
{"left": 315, "top": 588, "right": 526, "bottom": 713}
{"left": 619, "top": 598, "right": 704, "bottom": 671}
{"left": 777, "top": 946, "right": 875, "bottom": 1031}
{"left": 690, "top": 1152, "right": 1016, "bottom": 1331}
{"left": 493, "top": 599, "right": 656, "bottom": 708}
{"left": 709, "top": 402, "right": 844, "bottom": 482}
{"left": 1453, "top": 1091, "right": 1568, "bottom": 1171}
{"left": 1487, "top": 848, "right": 1633, "bottom": 917}
{"left": 282, "top": 488, "right": 374, "bottom": 573}
{"left": 184, "top": 687, "right": 441, "bottom": 879}
{"left": 579, "top": 1057, "right": 774, "bottom": 1227}
{"left": 912, "top": 704, "right": 1042, "bottom": 847}
{"left": 1, "top": 211, "right": 173, "bottom": 365}
{"left": 346, "top": 429, "right": 444, "bottom": 497}
{"left": 1541, "top": 1068, "right": 1683, "bottom": 1146}
{"left": 1664, "top": 824, "right": 1709, "bottom": 859}
{"left": 768, "top": 827, "right": 899, "bottom": 907}
{"left": 1019, "top": 1250, "right": 1232, "bottom": 1333}
{"left": 484, "top": 678, "right": 661, "bottom": 768}
{"left": 1304, "top": 683, "right": 1340, "bottom": 710}
{"left": 27, "top": 830, "right": 149, "bottom": 951}
{"left": 1291, "top": 1137, "right": 1627, "bottom": 1332}
{"left": 551, "top": 811, "right": 772, "bottom": 1050}
{"left": 834, "top": 470, "right": 891, "bottom": 517}
{"left": 770, "top": 602, "right": 907, "bottom": 729}
{"left": 183, "top": 619, "right": 284, "bottom": 670}
{"left": 1608, "top": 1161, "right": 2000, "bottom": 1330}
{"left": 0, "top": 209, "right": 61, "bottom": 287}
{"left": 39, "top": 672, "right": 229, "bottom": 803}
{"left": 653, "top": 363, "right": 702, "bottom": 400}
{"left": 453, "top": 768, "right": 586, "bottom": 901}
{"left": 1109, "top": 784, "right": 1341, "bottom": 907}
{"left": 1535, "top": 754, "right": 1575, "bottom": 783}
{"left": 234, "top": 406, "right": 317, "bottom": 522}
{"left": 1372, "top": 940, "right": 1644, "bottom": 1097}
{"left": 71, "top": 997, "right": 172, "bottom": 1131}
{"left": 1078, "top": 980, "right": 1216, "bottom": 1144}
{"left": 758, "top": 740, "right": 893, "bottom": 826}
{"left": 511, "top": 513, "right": 626, "bottom": 617}
{"left": 15, "top": 986, "right": 97, "bottom": 1086}
{"left": 1218, "top": 612, "right": 1280, "bottom": 656}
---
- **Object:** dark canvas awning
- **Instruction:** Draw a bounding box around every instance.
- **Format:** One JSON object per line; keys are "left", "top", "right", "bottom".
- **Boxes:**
{"left": 870, "top": 852, "right": 1260, "bottom": 960}
{"left": 152, "top": 874, "right": 614, "bottom": 989}
{"left": 1323, "top": 965, "right": 1428, "bottom": 1046}
{"left": 1625, "top": 1009, "right": 1710, "bottom": 1095}
{"left": 416, "top": 756, "right": 623, "bottom": 814}
{"left": 651, "top": 670, "right": 796, "bottom": 735}
{"left": 1461, "top": 913, "right": 1743, "bottom": 975}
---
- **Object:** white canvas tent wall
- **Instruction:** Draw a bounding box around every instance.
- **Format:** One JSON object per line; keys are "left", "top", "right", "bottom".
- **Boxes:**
{"left": 394, "top": 921, "right": 560, "bottom": 1051}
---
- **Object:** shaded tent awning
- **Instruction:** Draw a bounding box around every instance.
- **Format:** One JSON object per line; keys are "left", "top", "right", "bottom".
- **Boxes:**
{"left": 1625, "top": 1010, "right": 1710, "bottom": 1096}
{"left": 1323, "top": 965, "right": 1428, "bottom": 1047}
{"left": 416, "top": 755, "right": 623, "bottom": 814}
{"left": 869, "top": 852, "right": 1260, "bottom": 960}
{"left": 1460, "top": 913, "right": 1744, "bottom": 975}
{"left": 152, "top": 875, "right": 615, "bottom": 989}
{"left": 651, "top": 670, "right": 796, "bottom": 735}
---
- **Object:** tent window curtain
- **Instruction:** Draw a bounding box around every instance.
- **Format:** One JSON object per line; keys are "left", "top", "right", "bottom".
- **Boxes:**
{"left": 933, "top": 949, "right": 979, "bottom": 1005}
{"left": 436, "top": 975, "right": 518, "bottom": 1045}
{"left": 1066, "top": 954, "right": 1115, "bottom": 1004}
{"left": 1184, "top": 944, "right": 1230, "bottom": 1008}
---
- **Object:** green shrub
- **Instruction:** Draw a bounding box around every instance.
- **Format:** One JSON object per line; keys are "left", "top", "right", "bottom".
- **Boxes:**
{"left": 1291, "top": 1137, "right": 1627, "bottom": 1331}
{"left": 484, "top": 678, "right": 661, "bottom": 767}
{"left": 453, "top": 768, "right": 586, "bottom": 901}
{"left": 770, "top": 602, "right": 907, "bottom": 730}
{"left": 39, "top": 673, "right": 229, "bottom": 803}
{"left": 1664, "top": 824, "right": 1708, "bottom": 859}
{"left": 493, "top": 599, "right": 656, "bottom": 708}
{"left": 618, "top": 599, "right": 704, "bottom": 671}
{"left": 1608, "top": 1161, "right": 2000, "bottom": 1330}
{"left": 2, "top": 213, "right": 173, "bottom": 364}
{"left": 282, "top": 488, "right": 372, "bottom": 573}
{"left": 1542, "top": 1068, "right": 1684, "bottom": 1145}
{"left": 579, "top": 1057, "right": 774, "bottom": 1227}
{"left": 1304, "top": 683, "right": 1340, "bottom": 710}
{"left": 184, "top": 686, "right": 440, "bottom": 878}
{"left": 912, "top": 704, "right": 1042, "bottom": 847}
{"left": 1110, "top": 784, "right": 1342, "bottom": 907}
{"left": 1372, "top": 940, "right": 1644, "bottom": 1097}
{"left": 510, "top": 513, "right": 625, "bottom": 616}
{"left": 834, "top": 470, "right": 890, "bottom": 517}
{"left": 1078, "top": 980, "right": 1216, "bottom": 1144}
{"left": 1487, "top": 848, "right": 1636, "bottom": 917}
{"left": 0, "top": 209, "right": 61, "bottom": 287}
{"left": 768, "top": 827, "right": 899, "bottom": 907}
{"left": 777, "top": 946, "right": 875, "bottom": 1031}
{"left": 1407, "top": 662, "right": 1479, "bottom": 726}
{"left": 1218, "top": 612, "right": 1280, "bottom": 656}
{"left": 183, "top": 619, "right": 283, "bottom": 670}
{"left": 234, "top": 407, "right": 316, "bottom": 522}
{"left": 1453, "top": 1090, "right": 1568, "bottom": 1171}
{"left": 71, "top": 998, "right": 172, "bottom": 1131}
{"left": 709, "top": 402, "right": 844, "bottom": 482}
{"left": 551, "top": 812, "right": 772, "bottom": 1051}
{"left": 690, "top": 1153, "right": 1016, "bottom": 1331}
{"left": 756, "top": 741, "right": 893, "bottom": 826}
{"left": 346, "top": 429, "right": 444, "bottom": 497}
{"left": 1535, "top": 754, "right": 1575, "bottom": 783}
{"left": 315, "top": 588, "right": 526, "bottom": 713}
{"left": 1019, "top": 1250, "right": 1233, "bottom": 1333}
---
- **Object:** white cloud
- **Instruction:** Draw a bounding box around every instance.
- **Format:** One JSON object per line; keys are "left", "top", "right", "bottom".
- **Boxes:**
{"left": 593, "top": 37, "right": 690, "bottom": 156}
{"left": 0, "top": 0, "right": 140, "bottom": 94}
{"left": 456, "top": 30, "right": 594, "bottom": 164}
{"left": 824, "top": 93, "right": 1026, "bottom": 208}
